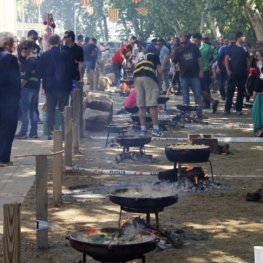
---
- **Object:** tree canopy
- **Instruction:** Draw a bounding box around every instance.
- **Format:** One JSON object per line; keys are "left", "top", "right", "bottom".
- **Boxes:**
{"left": 16, "top": 0, "right": 263, "bottom": 44}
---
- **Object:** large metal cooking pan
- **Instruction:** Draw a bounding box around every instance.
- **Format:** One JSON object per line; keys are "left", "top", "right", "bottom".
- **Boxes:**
{"left": 165, "top": 144, "right": 210, "bottom": 163}
{"left": 104, "top": 124, "right": 130, "bottom": 133}
{"left": 66, "top": 227, "right": 157, "bottom": 262}
{"left": 176, "top": 104, "right": 202, "bottom": 111}
{"left": 109, "top": 188, "right": 178, "bottom": 210}
{"left": 116, "top": 135, "right": 151, "bottom": 147}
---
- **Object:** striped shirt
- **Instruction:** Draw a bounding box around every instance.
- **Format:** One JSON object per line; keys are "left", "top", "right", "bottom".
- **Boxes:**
{"left": 133, "top": 52, "right": 160, "bottom": 82}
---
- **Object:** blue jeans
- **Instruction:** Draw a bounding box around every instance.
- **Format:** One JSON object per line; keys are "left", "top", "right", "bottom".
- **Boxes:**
{"left": 19, "top": 87, "right": 39, "bottom": 135}
{"left": 162, "top": 68, "right": 170, "bottom": 91}
{"left": 0, "top": 95, "right": 19, "bottom": 162}
{"left": 113, "top": 62, "right": 122, "bottom": 87}
{"left": 180, "top": 77, "right": 203, "bottom": 116}
{"left": 84, "top": 60, "right": 95, "bottom": 74}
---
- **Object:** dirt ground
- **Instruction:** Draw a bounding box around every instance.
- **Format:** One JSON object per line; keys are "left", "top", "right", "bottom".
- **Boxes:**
{"left": 1, "top": 94, "right": 263, "bottom": 263}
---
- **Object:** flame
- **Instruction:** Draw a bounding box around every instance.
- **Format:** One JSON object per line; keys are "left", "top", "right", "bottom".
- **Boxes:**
{"left": 184, "top": 166, "right": 193, "bottom": 171}
{"left": 194, "top": 175, "right": 198, "bottom": 184}
{"left": 151, "top": 229, "right": 158, "bottom": 235}
{"left": 121, "top": 82, "right": 131, "bottom": 93}
{"left": 120, "top": 218, "right": 130, "bottom": 227}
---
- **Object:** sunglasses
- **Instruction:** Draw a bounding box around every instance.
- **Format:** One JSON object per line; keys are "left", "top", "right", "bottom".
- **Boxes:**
{"left": 180, "top": 42, "right": 187, "bottom": 45}
{"left": 33, "top": 38, "right": 38, "bottom": 41}
{"left": 21, "top": 47, "right": 29, "bottom": 50}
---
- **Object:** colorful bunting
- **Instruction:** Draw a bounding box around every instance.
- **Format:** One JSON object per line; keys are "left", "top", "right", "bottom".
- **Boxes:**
{"left": 136, "top": 7, "right": 148, "bottom": 16}
{"left": 32, "top": 0, "right": 44, "bottom": 6}
{"left": 108, "top": 8, "right": 118, "bottom": 23}
{"left": 80, "top": 0, "right": 92, "bottom": 5}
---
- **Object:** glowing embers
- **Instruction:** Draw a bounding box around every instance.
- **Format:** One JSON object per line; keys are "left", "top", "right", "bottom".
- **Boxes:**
{"left": 158, "top": 166, "right": 215, "bottom": 192}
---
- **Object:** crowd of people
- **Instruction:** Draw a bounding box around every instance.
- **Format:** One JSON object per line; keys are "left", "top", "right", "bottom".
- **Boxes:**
{"left": 1, "top": 27, "right": 263, "bottom": 166}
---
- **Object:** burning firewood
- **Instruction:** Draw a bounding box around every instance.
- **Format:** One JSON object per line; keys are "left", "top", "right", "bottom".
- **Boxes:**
{"left": 213, "top": 143, "right": 231, "bottom": 154}
{"left": 121, "top": 217, "right": 183, "bottom": 249}
{"left": 246, "top": 189, "right": 263, "bottom": 202}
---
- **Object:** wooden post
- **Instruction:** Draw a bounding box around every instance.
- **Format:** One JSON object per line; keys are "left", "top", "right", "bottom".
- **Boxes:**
{"left": 65, "top": 106, "right": 72, "bottom": 166}
{"left": 77, "top": 82, "right": 84, "bottom": 138}
{"left": 36, "top": 155, "right": 48, "bottom": 249}
{"left": 90, "top": 71, "right": 94, "bottom": 91}
{"left": 3, "top": 203, "right": 21, "bottom": 263}
{"left": 95, "top": 64, "right": 100, "bottom": 90}
{"left": 53, "top": 130, "right": 62, "bottom": 205}
{"left": 73, "top": 89, "right": 80, "bottom": 154}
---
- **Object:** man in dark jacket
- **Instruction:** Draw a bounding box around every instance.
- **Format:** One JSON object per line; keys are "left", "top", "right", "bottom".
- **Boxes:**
{"left": 37, "top": 34, "right": 75, "bottom": 140}
{"left": 0, "top": 32, "right": 21, "bottom": 167}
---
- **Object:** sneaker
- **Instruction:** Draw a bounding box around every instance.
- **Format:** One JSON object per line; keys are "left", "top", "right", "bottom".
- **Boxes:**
{"left": 212, "top": 100, "right": 219, "bottom": 113}
{"left": 29, "top": 134, "right": 38, "bottom": 139}
{"left": 15, "top": 133, "right": 27, "bottom": 139}
{"left": 47, "top": 135, "right": 53, "bottom": 140}
{"left": 38, "top": 119, "right": 43, "bottom": 124}
{"left": 221, "top": 97, "right": 225, "bottom": 101}
{"left": 0, "top": 161, "right": 13, "bottom": 167}
{"left": 236, "top": 111, "right": 243, "bottom": 116}
{"left": 223, "top": 110, "right": 230, "bottom": 115}
{"left": 140, "top": 130, "right": 147, "bottom": 136}
{"left": 152, "top": 129, "right": 163, "bottom": 137}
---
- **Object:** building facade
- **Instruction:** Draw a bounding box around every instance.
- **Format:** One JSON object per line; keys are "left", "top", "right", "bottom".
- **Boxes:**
{"left": 0, "top": 0, "right": 17, "bottom": 34}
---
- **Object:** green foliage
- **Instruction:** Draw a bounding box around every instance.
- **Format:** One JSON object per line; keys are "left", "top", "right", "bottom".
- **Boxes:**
{"left": 16, "top": 0, "right": 263, "bottom": 44}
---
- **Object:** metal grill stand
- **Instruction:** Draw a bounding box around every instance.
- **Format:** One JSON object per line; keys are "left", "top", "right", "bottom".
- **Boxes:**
{"left": 79, "top": 253, "right": 146, "bottom": 263}
{"left": 118, "top": 205, "right": 164, "bottom": 230}
{"left": 174, "top": 161, "right": 214, "bottom": 182}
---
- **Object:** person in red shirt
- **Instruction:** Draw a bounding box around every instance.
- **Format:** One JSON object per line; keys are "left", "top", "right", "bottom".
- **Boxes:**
{"left": 112, "top": 45, "right": 132, "bottom": 87}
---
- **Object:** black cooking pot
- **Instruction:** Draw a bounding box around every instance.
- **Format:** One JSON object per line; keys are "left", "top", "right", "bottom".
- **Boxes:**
{"left": 176, "top": 104, "right": 202, "bottom": 112}
{"left": 66, "top": 227, "right": 157, "bottom": 262}
{"left": 109, "top": 188, "right": 178, "bottom": 210}
{"left": 165, "top": 144, "right": 210, "bottom": 163}
{"left": 116, "top": 135, "right": 151, "bottom": 147}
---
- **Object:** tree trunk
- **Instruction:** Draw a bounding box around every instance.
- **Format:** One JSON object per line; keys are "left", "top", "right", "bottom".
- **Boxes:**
{"left": 120, "top": 12, "right": 129, "bottom": 40}
{"left": 102, "top": 15, "right": 109, "bottom": 42}
{"left": 208, "top": 12, "right": 222, "bottom": 39}
{"left": 244, "top": 1, "right": 263, "bottom": 41}
{"left": 97, "top": 18, "right": 105, "bottom": 42}
{"left": 94, "top": 3, "right": 105, "bottom": 42}
{"left": 132, "top": 17, "right": 140, "bottom": 37}
{"left": 210, "top": 19, "right": 222, "bottom": 39}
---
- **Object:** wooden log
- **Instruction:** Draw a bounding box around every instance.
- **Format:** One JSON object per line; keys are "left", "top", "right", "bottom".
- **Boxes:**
{"left": 36, "top": 155, "right": 48, "bottom": 249}
{"left": 3, "top": 203, "right": 21, "bottom": 263}
{"left": 188, "top": 134, "right": 213, "bottom": 143}
{"left": 77, "top": 82, "right": 84, "bottom": 138}
{"left": 53, "top": 130, "right": 62, "bottom": 205}
{"left": 65, "top": 106, "right": 72, "bottom": 166}
{"left": 73, "top": 89, "right": 80, "bottom": 154}
{"left": 191, "top": 138, "right": 218, "bottom": 152}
